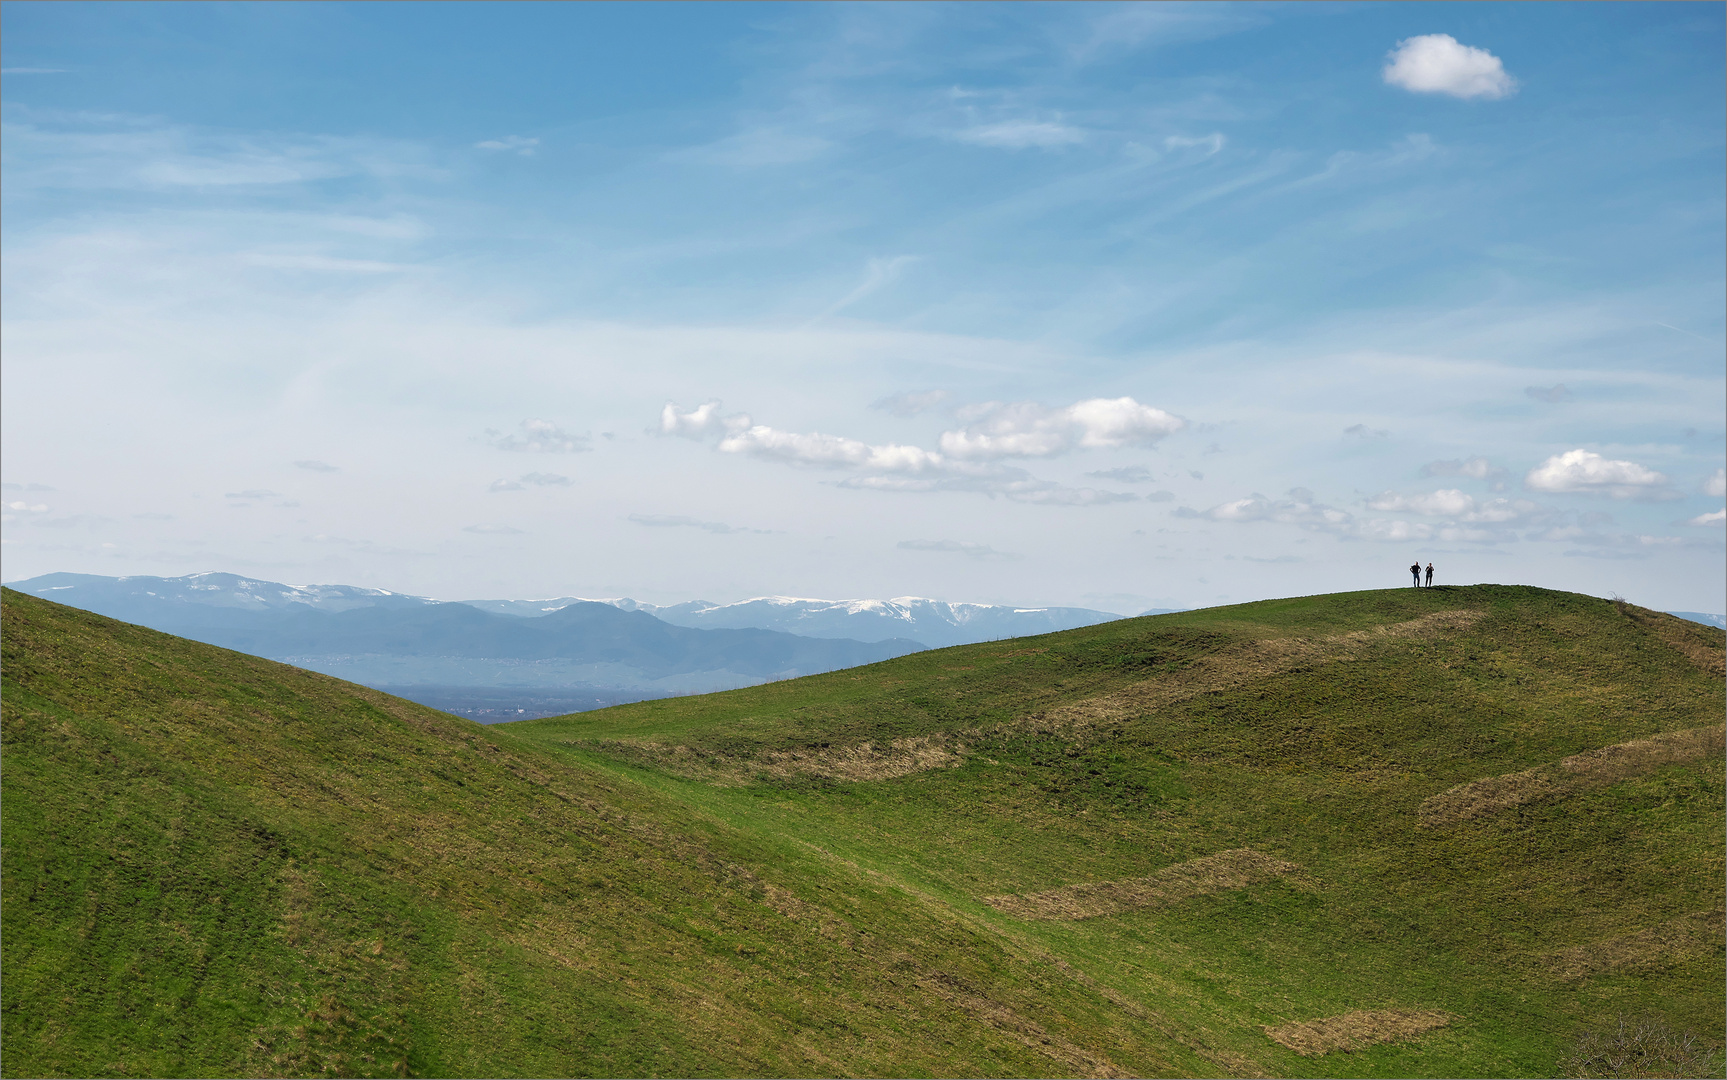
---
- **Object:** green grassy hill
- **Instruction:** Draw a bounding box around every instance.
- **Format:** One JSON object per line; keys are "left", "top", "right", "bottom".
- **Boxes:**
{"left": 3, "top": 584, "right": 1721, "bottom": 1078}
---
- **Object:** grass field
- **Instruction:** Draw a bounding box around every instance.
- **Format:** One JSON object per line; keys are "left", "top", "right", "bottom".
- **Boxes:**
{"left": 3, "top": 583, "right": 1722, "bottom": 1077}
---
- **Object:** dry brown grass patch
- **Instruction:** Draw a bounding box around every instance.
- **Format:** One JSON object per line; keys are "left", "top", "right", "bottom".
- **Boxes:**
{"left": 1546, "top": 909, "right": 1725, "bottom": 981}
{"left": 1560, "top": 726, "right": 1725, "bottom": 783}
{"left": 757, "top": 734, "right": 964, "bottom": 782}
{"left": 1263, "top": 1009, "right": 1453, "bottom": 1056}
{"left": 981, "top": 849, "right": 1302, "bottom": 921}
{"left": 1418, "top": 765, "right": 1566, "bottom": 826}
{"left": 1421, "top": 725, "right": 1725, "bottom": 826}
{"left": 583, "top": 734, "right": 966, "bottom": 785}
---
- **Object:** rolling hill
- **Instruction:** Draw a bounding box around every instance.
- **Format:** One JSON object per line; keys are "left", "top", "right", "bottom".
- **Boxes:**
{"left": 2, "top": 584, "right": 1721, "bottom": 1078}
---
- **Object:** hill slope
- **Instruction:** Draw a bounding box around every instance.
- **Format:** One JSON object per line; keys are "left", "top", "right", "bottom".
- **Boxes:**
{"left": 3, "top": 584, "right": 1722, "bottom": 1077}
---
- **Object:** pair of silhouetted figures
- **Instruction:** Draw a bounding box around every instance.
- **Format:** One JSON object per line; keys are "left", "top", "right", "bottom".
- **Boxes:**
{"left": 1409, "top": 562, "right": 1434, "bottom": 587}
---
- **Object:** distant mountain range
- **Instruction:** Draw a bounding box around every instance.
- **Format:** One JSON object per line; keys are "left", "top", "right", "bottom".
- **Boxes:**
{"left": 1668, "top": 611, "right": 1727, "bottom": 630}
{"left": 2, "top": 573, "right": 1145, "bottom": 714}
{"left": 6, "top": 573, "right": 924, "bottom": 704}
{"left": 469, "top": 594, "right": 1143, "bottom": 648}
{"left": 11, "top": 572, "right": 1138, "bottom": 647}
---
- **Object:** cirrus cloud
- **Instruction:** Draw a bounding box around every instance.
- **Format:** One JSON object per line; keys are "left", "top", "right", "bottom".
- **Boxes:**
{"left": 956, "top": 119, "right": 1085, "bottom": 150}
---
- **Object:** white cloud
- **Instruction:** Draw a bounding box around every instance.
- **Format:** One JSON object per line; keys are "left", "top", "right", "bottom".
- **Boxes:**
{"left": 719, "top": 425, "right": 945, "bottom": 473}
{"left": 1343, "top": 423, "right": 1389, "bottom": 439}
{"left": 659, "top": 401, "right": 749, "bottom": 439}
{"left": 463, "top": 524, "right": 523, "bottom": 535}
{"left": 1366, "top": 488, "right": 1473, "bottom": 516}
{"left": 1184, "top": 485, "right": 1528, "bottom": 544}
{"left": 1705, "top": 468, "right": 1726, "bottom": 498}
{"left": 1525, "top": 449, "right": 1673, "bottom": 498}
{"left": 294, "top": 459, "right": 339, "bottom": 472}
{"left": 1525, "top": 383, "right": 1573, "bottom": 403}
{"left": 475, "top": 136, "right": 540, "bottom": 156}
{"left": 956, "top": 120, "right": 1085, "bottom": 150}
{"left": 488, "top": 419, "right": 590, "bottom": 453}
{"left": 1687, "top": 509, "right": 1725, "bottom": 527}
{"left": 939, "top": 397, "right": 1183, "bottom": 459}
{"left": 870, "top": 389, "right": 949, "bottom": 417}
{"left": 658, "top": 398, "right": 1169, "bottom": 505}
{"left": 1383, "top": 34, "right": 1518, "bottom": 100}
{"left": 224, "top": 489, "right": 279, "bottom": 499}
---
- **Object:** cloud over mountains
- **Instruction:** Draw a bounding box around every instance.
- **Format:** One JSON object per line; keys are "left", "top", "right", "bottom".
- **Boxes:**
{"left": 659, "top": 396, "right": 1181, "bottom": 505}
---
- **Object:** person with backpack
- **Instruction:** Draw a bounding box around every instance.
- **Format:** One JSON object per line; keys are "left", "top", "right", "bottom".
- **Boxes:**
{"left": 1410, "top": 561, "right": 1421, "bottom": 587}
{"left": 1425, "top": 562, "right": 1435, "bottom": 587}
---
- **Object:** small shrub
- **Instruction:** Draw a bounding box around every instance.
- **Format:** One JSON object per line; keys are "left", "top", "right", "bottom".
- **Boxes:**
{"left": 1561, "top": 1015, "right": 1724, "bottom": 1079}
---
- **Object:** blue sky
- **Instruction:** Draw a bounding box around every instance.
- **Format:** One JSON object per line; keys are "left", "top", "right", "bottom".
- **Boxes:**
{"left": 3, "top": 1, "right": 1723, "bottom": 613}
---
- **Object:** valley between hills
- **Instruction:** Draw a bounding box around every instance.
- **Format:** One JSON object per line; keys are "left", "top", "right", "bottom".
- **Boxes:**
{"left": 2, "top": 583, "right": 1722, "bottom": 1078}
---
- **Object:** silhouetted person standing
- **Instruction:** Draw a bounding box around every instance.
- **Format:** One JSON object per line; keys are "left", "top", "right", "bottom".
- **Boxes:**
{"left": 1425, "top": 562, "right": 1435, "bottom": 587}
{"left": 1410, "top": 562, "right": 1421, "bottom": 587}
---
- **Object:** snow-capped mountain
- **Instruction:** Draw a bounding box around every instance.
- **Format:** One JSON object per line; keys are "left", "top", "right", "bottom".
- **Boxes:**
{"left": 11, "top": 573, "right": 1144, "bottom": 649}
{"left": 11, "top": 571, "right": 442, "bottom": 622}
{"left": 1669, "top": 611, "right": 1727, "bottom": 630}
{"left": 5, "top": 573, "right": 921, "bottom": 704}
{"left": 465, "top": 594, "right": 1138, "bottom": 648}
